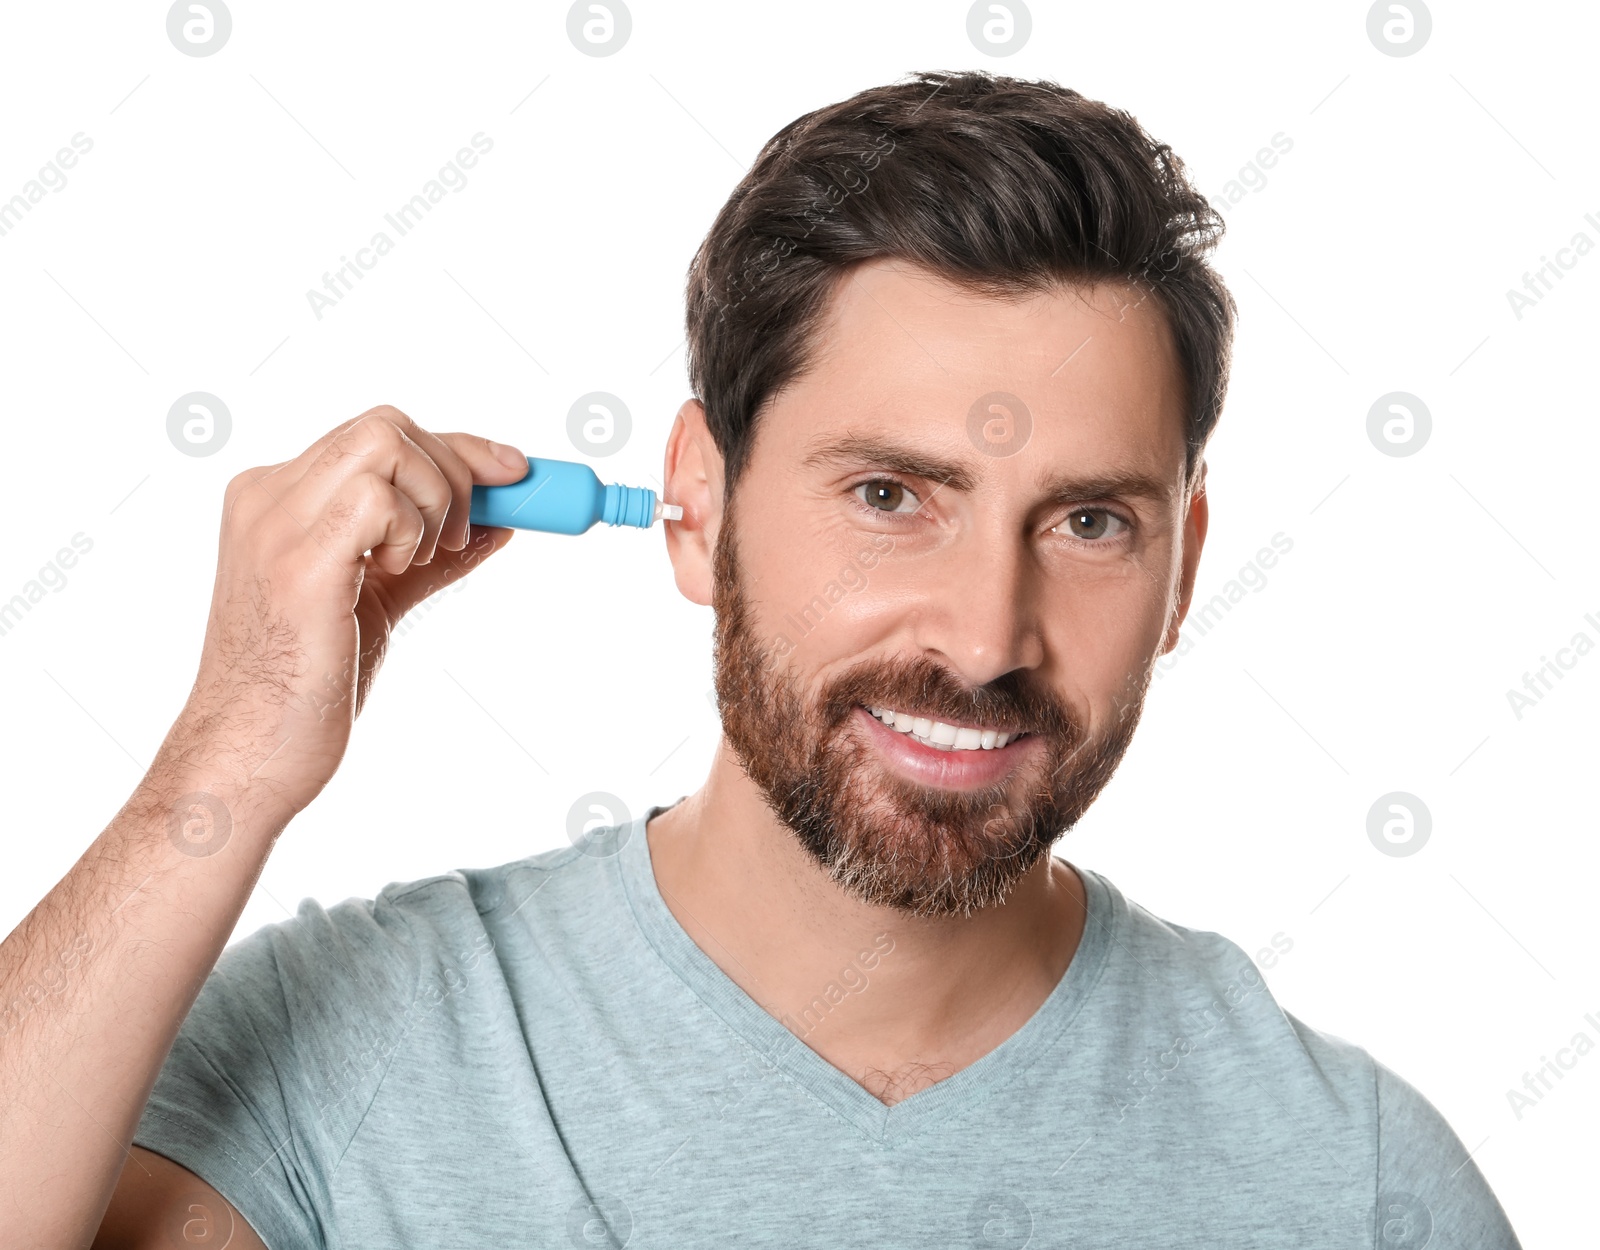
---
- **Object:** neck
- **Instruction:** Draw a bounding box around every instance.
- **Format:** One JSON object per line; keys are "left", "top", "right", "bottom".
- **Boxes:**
{"left": 645, "top": 736, "right": 1087, "bottom": 1106}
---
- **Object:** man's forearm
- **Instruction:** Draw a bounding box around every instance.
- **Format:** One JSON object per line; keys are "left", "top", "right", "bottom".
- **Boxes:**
{"left": 0, "top": 733, "right": 291, "bottom": 1249}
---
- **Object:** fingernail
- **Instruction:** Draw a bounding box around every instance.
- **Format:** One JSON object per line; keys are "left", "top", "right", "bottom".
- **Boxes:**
{"left": 488, "top": 441, "right": 526, "bottom": 471}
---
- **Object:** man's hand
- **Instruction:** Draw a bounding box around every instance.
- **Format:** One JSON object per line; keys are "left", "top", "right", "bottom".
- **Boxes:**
{"left": 178, "top": 404, "right": 528, "bottom": 819}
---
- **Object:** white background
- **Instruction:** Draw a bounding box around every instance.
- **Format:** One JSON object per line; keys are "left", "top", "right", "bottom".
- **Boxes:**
{"left": 1, "top": 1, "right": 1594, "bottom": 1242}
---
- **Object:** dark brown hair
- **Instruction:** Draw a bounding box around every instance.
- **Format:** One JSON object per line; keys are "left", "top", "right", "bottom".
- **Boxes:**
{"left": 683, "top": 68, "right": 1236, "bottom": 498}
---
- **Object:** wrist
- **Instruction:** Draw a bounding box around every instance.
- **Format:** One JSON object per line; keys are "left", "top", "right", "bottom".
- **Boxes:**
{"left": 143, "top": 716, "right": 308, "bottom": 847}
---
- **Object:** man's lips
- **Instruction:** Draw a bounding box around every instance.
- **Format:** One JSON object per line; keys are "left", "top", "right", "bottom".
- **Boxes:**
{"left": 861, "top": 703, "right": 1029, "bottom": 751}
{"left": 852, "top": 705, "right": 1038, "bottom": 790}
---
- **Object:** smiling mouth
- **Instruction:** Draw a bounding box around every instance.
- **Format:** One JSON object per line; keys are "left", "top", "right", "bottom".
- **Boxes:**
{"left": 862, "top": 704, "right": 1031, "bottom": 752}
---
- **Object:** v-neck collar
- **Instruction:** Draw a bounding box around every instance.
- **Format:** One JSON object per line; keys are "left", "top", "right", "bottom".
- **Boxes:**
{"left": 616, "top": 803, "right": 1118, "bottom": 1145}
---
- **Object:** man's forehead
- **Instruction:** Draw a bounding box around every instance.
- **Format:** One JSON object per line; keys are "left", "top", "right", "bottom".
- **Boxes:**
{"left": 739, "top": 258, "right": 1192, "bottom": 493}
{"left": 797, "top": 261, "right": 1185, "bottom": 414}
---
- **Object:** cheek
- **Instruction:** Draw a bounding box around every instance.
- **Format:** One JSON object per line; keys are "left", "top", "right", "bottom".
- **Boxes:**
{"left": 740, "top": 512, "right": 896, "bottom": 657}
{"left": 1040, "top": 562, "right": 1174, "bottom": 678}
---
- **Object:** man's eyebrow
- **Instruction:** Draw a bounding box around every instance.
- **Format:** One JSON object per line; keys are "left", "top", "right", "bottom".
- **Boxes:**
{"left": 799, "top": 433, "right": 1176, "bottom": 504}
{"left": 801, "top": 434, "right": 979, "bottom": 491}
{"left": 1036, "top": 467, "right": 1174, "bottom": 505}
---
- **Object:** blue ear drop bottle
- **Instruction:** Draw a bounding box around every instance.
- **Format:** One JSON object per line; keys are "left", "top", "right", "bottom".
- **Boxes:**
{"left": 468, "top": 456, "right": 682, "bottom": 535}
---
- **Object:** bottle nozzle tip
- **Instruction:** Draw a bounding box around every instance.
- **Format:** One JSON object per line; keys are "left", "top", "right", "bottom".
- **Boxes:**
{"left": 658, "top": 503, "right": 684, "bottom": 522}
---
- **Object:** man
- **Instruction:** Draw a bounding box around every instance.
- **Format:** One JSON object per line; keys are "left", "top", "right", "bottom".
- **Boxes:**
{"left": 2, "top": 69, "right": 1519, "bottom": 1247}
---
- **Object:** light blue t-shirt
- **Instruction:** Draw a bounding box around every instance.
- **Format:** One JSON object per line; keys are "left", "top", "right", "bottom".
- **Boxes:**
{"left": 134, "top": 804, "right": 1521, "bottom": 1248}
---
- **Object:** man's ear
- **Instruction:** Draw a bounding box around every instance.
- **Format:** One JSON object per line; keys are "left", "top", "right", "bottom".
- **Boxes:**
{"left": 1162, "top": 460, "right": 1209, "bottom": 654}
{"left": 662, "top": 397, "right": 723, "bottom": 607}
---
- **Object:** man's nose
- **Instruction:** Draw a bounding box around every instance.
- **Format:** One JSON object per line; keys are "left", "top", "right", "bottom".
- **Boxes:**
{"left": 907, "top": 530, "right": 1045, "bottom": 688}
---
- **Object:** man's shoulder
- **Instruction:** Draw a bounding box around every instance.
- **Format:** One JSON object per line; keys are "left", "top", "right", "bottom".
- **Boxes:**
{"left": 377, "top": 834, "right": 598, "bottom": 921}
{"left": 1082, "top": 866, "right": 1378, "bottom": 1100}
{"left": 222, "top": 825, "right": 629, "bottom": 998}
{"left": 1075, "top": 870, "right": 1518, "bottom": 1245}
{"left": 342, "top": 822, "right": 632, "bottom": 921}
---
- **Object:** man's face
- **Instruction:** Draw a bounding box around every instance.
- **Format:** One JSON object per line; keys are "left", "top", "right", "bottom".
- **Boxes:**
{"left": 697, "top": 258, "right": 1202, "bottom": 918}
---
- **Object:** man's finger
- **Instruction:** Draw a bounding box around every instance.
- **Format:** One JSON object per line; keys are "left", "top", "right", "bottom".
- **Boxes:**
{"left": 434, "top": 432, "right": 530, "bottom": 488}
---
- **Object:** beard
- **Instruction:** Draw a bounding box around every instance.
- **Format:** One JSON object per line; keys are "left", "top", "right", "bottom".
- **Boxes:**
{"left": 710, "top": 502, "right": 1155, "bottom": 919}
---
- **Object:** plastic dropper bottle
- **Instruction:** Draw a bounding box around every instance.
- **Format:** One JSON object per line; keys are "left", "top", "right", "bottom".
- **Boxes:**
{"left": 468, "top": 455, "right": 683, "bottom": 535}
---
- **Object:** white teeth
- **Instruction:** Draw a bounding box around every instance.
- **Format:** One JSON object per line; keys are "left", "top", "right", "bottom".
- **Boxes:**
{"left": 865, "top": 706, "right": 1024, "bottom": 752}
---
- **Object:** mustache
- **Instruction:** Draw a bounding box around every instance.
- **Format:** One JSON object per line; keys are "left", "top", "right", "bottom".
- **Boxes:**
{"left": 819, "top": 655, "right": 1081, "bottom": 742}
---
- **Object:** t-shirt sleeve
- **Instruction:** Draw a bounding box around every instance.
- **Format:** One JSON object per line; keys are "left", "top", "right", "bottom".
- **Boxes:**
{"left": 1373, "top": 1057, "right": 1522, "bottom": 1249}
{"left": 132, "top": 890, "right": 423, "bottom": 1250}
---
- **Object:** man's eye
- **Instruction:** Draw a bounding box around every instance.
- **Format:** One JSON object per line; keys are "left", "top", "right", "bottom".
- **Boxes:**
{"left": 1055, "top": 509, "right": 1129, "bottom": 541}
{"left": 856, "top": 479, "right": 922, "bottom": 514}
